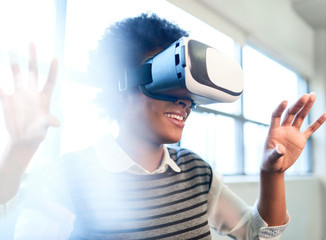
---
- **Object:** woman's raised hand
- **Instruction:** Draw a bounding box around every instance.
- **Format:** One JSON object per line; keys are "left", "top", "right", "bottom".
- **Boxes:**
{"left": 262, "top": 93, "right": 326, "bottom": 173}
{"left": 0, "top": 43, "right": 60, "bottom": 148}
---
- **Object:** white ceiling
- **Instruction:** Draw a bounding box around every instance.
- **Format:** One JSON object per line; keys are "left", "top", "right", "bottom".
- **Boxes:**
{"left": 292, "top": 0, "right": 326, "bottom": 29}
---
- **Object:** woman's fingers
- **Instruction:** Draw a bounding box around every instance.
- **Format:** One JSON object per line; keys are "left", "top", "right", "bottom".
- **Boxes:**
{"left": 42, "top": 58, "right": 58, "bottom": 99}
{"left": 28, "top": 43, "right": 38, "bottom": 91}
{"left": 11, "top": 63, "right": 23, "bottom": 91}
{"left": 281, "top": 92, "right": 319, "bottom": 131}
{"left": 269, "top": 100, "right": 288, "bottom": 129}
{"left": 291, "top": 93, "right": 316, "bottom": 129}
{"left": 281, "top": 93, "right": 309, "bottom": 127}
{"left": 10, "top": 43, "right": 38, "bottom": 93}
{"left": 304, "top": 112, "right": 326, "bottom": 139}
{"left": 270, "top": 92, "right": 325, "bottom": 142}
{"left": 7, "top": 44, "right": 57, "bottom": 98}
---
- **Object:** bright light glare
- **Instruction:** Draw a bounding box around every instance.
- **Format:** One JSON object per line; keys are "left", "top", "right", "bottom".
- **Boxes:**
{"left": 64, "top": 0, "right": 236, "bottom": 71}
{"left": 60, "top": 81, "right": 112, "bottom": 154}
{"left": 0, "top": 0, "right": 56, "bottom": 61}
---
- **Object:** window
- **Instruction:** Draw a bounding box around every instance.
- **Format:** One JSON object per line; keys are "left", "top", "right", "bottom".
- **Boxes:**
{"left": 182, "top": 112, "right": 241, "bottom": 175}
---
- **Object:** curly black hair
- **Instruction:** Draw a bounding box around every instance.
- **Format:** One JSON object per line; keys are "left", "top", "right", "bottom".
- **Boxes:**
{"left": 87, "top": 13, "right": 188, "bottom": 120}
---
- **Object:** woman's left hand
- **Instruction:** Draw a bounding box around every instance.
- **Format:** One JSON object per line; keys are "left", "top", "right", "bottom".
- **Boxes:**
{"left": 261, "top": 92, "right": 326, "bottom": 173}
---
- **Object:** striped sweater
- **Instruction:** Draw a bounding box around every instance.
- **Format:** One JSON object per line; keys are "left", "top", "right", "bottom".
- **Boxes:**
{"left": 50, "top": 147, "right": 213, "bottom": 240}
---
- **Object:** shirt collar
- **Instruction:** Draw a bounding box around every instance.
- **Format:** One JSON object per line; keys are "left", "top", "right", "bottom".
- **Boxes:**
{"left": 93, "top": 135, "right": 181, "bottom": 174}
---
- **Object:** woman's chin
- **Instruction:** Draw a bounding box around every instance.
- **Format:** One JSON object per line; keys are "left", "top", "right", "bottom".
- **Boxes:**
{"left": 161, "top": 134, "right": 182, "bottom": 145}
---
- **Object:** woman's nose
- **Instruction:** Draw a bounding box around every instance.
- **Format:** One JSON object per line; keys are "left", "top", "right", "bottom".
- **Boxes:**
{"left": 175, "top": 99, "right": 192, "bottom": 109}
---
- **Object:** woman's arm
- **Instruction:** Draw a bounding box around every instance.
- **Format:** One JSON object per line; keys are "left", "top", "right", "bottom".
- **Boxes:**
{"left": 258, "top": 93, "right": 326, "bottom": 225}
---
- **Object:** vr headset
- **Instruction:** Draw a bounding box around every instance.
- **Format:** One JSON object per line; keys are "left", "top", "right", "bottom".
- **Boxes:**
{"left": 119, "top": 37, "right": 243, "bottom": 107}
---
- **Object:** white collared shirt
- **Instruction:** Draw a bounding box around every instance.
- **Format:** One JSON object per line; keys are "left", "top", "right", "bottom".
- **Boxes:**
{"left": 93, "top": 135, "right": 181, "bottom": 174}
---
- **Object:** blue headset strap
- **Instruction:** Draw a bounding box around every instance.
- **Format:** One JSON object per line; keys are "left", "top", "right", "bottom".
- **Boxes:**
{"left": 120, "top": 64, "right": 195, "bottom": 108}
{"left": 139, "top": 85, "right": 195, "bottom": 109}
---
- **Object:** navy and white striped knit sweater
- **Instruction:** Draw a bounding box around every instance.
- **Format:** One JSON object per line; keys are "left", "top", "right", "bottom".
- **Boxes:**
{"left": 50, "top": 147, "right": 213, "bottom": 240}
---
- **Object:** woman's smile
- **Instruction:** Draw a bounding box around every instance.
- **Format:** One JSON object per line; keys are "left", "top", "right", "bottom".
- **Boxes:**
{"left": 164, "top": 111, "right": 187, "bottom": 128}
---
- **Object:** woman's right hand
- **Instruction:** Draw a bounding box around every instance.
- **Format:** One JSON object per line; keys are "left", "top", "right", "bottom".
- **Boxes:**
{"left": 0, "top": 43, "right": 60, "bottom": 149}
{"left": 0, "top": 44, "right": 60, "bottom": 203}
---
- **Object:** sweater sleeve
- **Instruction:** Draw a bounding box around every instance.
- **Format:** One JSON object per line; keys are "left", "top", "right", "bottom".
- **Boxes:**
{"left": 207, "top": 172, "right": 289, "bottom": 239}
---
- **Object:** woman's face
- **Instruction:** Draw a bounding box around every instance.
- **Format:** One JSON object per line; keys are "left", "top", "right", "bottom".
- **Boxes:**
{"left": 118, "top": 48, "right": 192, "bottom": 145}
{"left": 119, "top": 90, "right": 192, "bottom": 145}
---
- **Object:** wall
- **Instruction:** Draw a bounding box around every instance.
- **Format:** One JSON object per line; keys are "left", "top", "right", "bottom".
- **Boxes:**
{"left": 312, "top": 29, "right": 326, "bottom": 240}
{"left": 211, "top": 176, "right": 324, "bottom": 239}
{"left": 312, "top": 29, "right": 326, "bottom": 176}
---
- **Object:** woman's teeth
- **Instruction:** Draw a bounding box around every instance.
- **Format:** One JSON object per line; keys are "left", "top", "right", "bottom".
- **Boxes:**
{"left": 165, "top": 113, "right": 184, "bottom": 121}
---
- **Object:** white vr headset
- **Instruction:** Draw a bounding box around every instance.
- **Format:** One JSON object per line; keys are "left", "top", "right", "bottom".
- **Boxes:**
{"left": 119, "top": 37, "right": 243, "bottom": 107}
